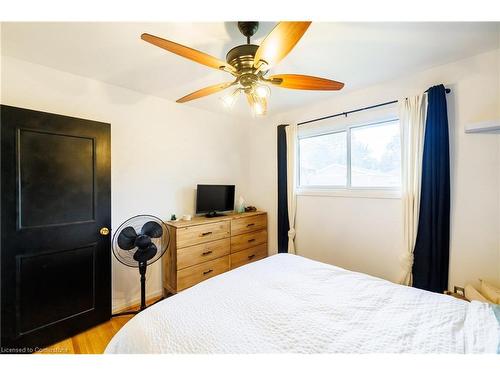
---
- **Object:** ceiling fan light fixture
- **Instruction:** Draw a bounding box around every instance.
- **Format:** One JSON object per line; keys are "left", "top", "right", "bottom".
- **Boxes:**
{"left": 252, "top": 98, "right": 266, "bottom": 116}
{"left": 254, "top": 84, "right": 271, "bottom": 99}
{"left": 253, "top": 102, "right": 264, "bottom": 116}
{"left": 221, "top": 89, "right": 240, "bottom": 109}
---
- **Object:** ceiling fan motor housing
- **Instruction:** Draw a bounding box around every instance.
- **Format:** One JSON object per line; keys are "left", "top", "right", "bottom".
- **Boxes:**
{"left": 226, "top": 44, "right": 269, "bottom": 90}
{"left": 226, "top": 44, "right": 258, "bottom": 74}
{"left": 226, "top": 21, "right": 268, "bottom": 89}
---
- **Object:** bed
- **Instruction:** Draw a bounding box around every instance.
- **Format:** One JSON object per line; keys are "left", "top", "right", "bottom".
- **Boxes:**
{"left": 105, "top": 253, "right": 500, "bottom": 353}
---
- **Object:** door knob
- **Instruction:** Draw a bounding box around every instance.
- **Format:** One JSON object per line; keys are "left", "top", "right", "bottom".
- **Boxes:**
{"left": 100, "top": 227, "right": 110, "bottom": 236}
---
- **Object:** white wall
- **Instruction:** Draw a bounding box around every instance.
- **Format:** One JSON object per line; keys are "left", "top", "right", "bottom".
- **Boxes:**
{"left": 1, "top": 56, "right": 249, "bottom": 311}
{"left": 246, "top": 48, "right": 500, "bottom": 289}
{"left": 2, "top": 46, "right": 499, "bottom": 308}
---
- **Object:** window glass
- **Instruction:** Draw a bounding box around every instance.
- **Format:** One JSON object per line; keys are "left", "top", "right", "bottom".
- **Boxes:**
{"left": 299, "top": 131, "right": 347, "bottom": 187}
{"left": 350, "top": 121, "right": 401, "bottom": 187}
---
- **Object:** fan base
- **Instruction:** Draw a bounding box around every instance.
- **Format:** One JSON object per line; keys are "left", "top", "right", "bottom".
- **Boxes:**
{"left": 111, "top": 296, "right": 165, "bottom": 317}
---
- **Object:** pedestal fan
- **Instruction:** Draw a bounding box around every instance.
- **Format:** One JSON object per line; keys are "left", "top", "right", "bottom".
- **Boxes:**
{"left": 112, "top": 215, "right": 170, "bottom": 316}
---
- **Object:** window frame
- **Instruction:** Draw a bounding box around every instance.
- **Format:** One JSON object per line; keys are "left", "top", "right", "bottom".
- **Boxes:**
{"left": 296, "top": 118, "right": 401, "bottom": 199}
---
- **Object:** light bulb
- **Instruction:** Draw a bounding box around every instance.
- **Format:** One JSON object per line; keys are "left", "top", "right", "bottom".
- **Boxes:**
{"left": 253, "top": 101, "right": 264, "bottom": 116}
{"left": 221, "top": 90, "right": 239, "bottom": 109}
{"left": 254, "top": 84, "right": 270, "bottom": 99}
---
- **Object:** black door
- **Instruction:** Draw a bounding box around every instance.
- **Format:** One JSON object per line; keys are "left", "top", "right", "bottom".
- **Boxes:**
{"left": 1, "top": 105, "right": 111, "bottom": 351}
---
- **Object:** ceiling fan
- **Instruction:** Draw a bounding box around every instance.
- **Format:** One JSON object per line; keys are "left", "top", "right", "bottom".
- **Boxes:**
{"left": 141, "top": 22, "right": 344, "bottom": 116}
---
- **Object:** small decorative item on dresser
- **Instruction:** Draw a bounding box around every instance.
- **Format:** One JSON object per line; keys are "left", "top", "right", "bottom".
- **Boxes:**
{"left": 244, "top": 206, "right": 257, "bottom": 212}
{"left": 237, "top": 196, "right": 245, "bottom": 213}
{"left": 170, "top": 214, "right": 177, "bottom": 221}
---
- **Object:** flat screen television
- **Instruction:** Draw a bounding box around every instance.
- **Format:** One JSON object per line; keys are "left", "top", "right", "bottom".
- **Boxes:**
{"left": 196, "top": 184, "right": 235, "bottom": 217}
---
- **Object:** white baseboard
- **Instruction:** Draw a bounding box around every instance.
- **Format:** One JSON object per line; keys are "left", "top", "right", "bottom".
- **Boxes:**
{"left": 112, "top": 288, "right": 163, "bottom": 313}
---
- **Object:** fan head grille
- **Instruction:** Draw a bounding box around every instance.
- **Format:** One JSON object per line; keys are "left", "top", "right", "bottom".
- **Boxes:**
{"left": 112, "top": 215, "right": 170, "bottom": 268}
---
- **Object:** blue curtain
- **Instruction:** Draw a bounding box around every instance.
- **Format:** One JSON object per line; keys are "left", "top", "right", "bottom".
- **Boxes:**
{"left": 277, "top": 125, "right": 289, "bottom": 253}
{"left": 412, "top": 84, "right": 451, "bottom": 293}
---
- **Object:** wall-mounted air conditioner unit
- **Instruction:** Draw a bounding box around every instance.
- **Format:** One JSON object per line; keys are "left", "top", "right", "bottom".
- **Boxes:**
{"left": 464, "top": 120, "right": 500, "bottom": 133}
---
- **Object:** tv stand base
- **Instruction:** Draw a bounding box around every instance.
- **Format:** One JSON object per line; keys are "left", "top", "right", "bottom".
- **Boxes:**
{"left": 205, "top": 211, "right": 226, "bottom": 218}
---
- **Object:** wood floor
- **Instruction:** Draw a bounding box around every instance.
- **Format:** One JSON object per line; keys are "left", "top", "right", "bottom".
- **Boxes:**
{"left": 37, "top": 315, "right": 133, "bottom": 354}
{"left": 37, "top": 295, "right": 162, "bottom": 354}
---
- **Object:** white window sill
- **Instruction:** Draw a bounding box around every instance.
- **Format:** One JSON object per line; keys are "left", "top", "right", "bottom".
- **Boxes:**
{"left": 296, "top": 187, "right": 401, "bottom": 199}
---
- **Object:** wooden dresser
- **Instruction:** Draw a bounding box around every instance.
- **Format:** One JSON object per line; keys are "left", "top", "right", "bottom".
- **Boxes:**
{"left": 162, "top": 211, "right": 267, "bottom": 294}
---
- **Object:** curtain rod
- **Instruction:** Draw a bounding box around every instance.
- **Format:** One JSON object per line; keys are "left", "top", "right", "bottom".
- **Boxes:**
{"left": 297, "top": 88, "right": 451, "bottom": 126}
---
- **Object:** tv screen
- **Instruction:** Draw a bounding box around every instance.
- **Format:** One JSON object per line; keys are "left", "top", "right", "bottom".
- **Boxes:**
{"left": 196, "top": 184, "right": 235, "bottom": 214}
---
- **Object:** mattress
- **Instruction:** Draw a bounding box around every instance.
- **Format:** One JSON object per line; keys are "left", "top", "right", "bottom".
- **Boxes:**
{"left": 105, "top": 253, "right": 499, "bottom": 353}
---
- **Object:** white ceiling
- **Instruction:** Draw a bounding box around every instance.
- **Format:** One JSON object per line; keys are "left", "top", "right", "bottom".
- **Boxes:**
{"left": 1, "top": 22, "right": 499, "bottom": 117}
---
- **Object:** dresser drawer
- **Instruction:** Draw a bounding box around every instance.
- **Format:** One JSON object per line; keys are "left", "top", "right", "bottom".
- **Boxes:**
{"left": 231, "top": 213, "right": 267, "bottom": 236}
{"left": 230, "top": 244, "right": 267, "bottom": 269}
{"left": 177, "top": 238, "right": 230, "bottom": 270}
{"left": 176, "top": 221, "right": 230, "bottom": 248}
{"left": 231, "top": 229, "right": 267, "bottom": 253}
{"left": 177, "top": 256, "right": 230, "bottom": 291}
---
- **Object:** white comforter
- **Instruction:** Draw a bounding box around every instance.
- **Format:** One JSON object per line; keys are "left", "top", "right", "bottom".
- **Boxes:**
{"left": 105, "top": 254, "right": 499, "bottom": 353}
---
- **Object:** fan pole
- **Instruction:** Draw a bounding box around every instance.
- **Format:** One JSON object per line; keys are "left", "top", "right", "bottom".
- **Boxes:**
{"left": 139, "top": 262, "right": 147, "bottom": 310}
{"left": 110, "top": 261, "right": 154, "bottom": 317}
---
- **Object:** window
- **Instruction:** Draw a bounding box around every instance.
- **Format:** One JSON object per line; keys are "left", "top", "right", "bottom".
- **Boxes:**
{"left": 298, "top": 119, "right": 401, "bottom": 191}
{"left": 299, "top": 131, "right": 347, "bottom": 187}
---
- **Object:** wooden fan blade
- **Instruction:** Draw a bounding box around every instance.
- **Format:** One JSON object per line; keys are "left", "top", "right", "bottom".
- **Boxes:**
{"left": 141, "top": 33, "right": 235, "bottom": 73}
{"left": 268, "top": 74, "right": 344, "bottom": 90}
{"left": 176, "top": 82, "right": 235, "bottom": 103}
{"left": 253, "top": 22, "right": 311, "bottom": 71}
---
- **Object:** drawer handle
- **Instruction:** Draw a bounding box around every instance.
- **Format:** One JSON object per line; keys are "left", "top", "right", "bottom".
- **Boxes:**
{"left": 246, "top": 223, "right": 255, "bottom": 227}
{"left": 203, "top": 269, "right": 213, "bottom": 275}
{"left": 248, "top": 254, "right": 256, "bottom": 260}
{"left": 201, "top": 231, "right": 212, "bottom": 237}
{"left": 248, "top": 238, "right": 256, "bottom": 243}
{"left": 202, "top": 250, "right": 213, "bottom": 256}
